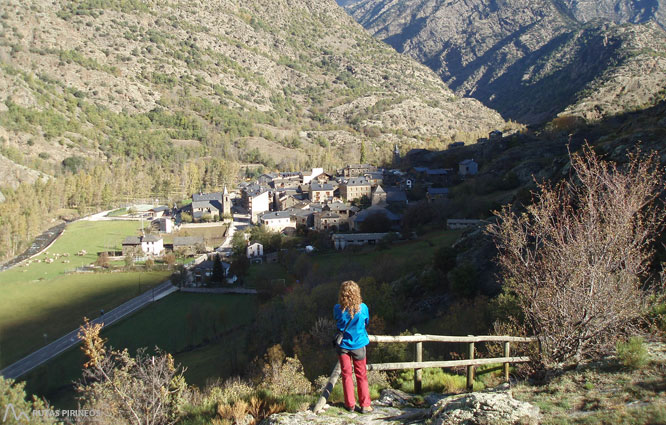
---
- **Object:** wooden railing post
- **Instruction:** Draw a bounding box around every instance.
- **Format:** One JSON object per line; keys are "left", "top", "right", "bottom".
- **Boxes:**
{"left": 312, "top": 363, "right": 341, "bottom": 413}
{"left": 414, "top": 333, "right": 422, "bottom": 394}
{"left": 504, "top": 341, "right": 510, "bottom": 382}
{"left": 466, "top": 335, "right": 475, "bottom": 391}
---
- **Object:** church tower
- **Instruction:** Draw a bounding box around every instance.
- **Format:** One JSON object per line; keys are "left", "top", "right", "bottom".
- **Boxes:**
{"left": 222, "top": 186, "right": 231, "bottom": 216}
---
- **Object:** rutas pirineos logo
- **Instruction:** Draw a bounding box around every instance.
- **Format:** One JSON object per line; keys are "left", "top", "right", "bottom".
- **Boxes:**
{"left": 2, "top": 404, "right": 30, "bottom": 422}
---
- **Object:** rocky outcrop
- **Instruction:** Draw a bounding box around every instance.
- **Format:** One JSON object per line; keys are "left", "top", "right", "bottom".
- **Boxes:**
{"left": 341, "top": 0, "right": 666, "bottom": 124}
{"left": 429, "top": 384, "right": 540, "bottom": 425}
{"left": 260, "top": 386, "right": 539, "bottom": 425}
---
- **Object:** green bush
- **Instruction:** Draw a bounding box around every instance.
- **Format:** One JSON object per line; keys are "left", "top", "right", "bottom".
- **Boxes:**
{"left": 616, "top": 336, "right": 649, "bottom": 370}
{"left": 448, "top": 263, "right": 478, "bottom": 298}
{"left": 395, "top": 368, "right": 484, "bottom": 394}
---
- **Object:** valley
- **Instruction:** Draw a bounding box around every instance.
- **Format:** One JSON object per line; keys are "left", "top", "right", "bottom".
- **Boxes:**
{"left": 340, "top": 0, "right": 666, "bottom": 124}
{"left": 0, "top": 0, "right": 665, "bottom": 424}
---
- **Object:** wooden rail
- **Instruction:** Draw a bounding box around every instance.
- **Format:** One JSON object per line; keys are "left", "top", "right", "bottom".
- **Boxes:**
{"left": 312, "top": 334, "right": 536, "bottom": 413}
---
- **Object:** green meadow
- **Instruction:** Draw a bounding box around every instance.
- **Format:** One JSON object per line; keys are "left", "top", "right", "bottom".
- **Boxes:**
{"left": 23, "top": 292, "right": 257, "bottom": 407}
{"left": 0, "top": 220, "right": 168, "bottom": 368}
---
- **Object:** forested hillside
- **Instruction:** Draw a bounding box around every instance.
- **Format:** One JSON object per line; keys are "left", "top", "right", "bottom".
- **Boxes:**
{"left": 341, "top": 0, "right": 666, "bottom": 124}
{"left": 0, "top": 0, "right": 507, "bottom": 262}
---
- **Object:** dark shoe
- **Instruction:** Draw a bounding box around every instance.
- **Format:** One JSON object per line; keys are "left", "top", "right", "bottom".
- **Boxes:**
{"left": 344, "top": 405, "right": 355, "bottom": 412}
{"left": 361, "top": 406, "right": 373, "bottom": 414}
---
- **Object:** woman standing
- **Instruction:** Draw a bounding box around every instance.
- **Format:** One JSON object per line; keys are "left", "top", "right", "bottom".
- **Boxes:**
{"left": 334, "top": 280, "right": 373, "bottom": 413}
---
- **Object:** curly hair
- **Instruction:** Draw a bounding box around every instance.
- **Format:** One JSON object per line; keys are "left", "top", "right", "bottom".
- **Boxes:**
{"left": 338, "top": 280, "right": 362, "bottom": 317}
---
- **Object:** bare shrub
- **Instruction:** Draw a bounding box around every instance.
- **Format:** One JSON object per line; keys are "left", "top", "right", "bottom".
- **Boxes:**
{"left": 216, "top": 399, "right": 249, "bottom": 424}
{"left": 76, "top": 319, "right": 187, "bottom": 425}
{"left": 257, "top": 345, "right": 312, "bottom": 396}
{"left": 309, "top": 317, "right": 335, "bottom": 346}
{"left": 488, "top": 146, "right": 665, "bottom": 364}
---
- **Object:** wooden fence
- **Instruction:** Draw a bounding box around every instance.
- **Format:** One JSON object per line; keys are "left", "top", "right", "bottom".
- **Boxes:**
{"left": 312, "top": 334, "right": 536, "bottom": 413}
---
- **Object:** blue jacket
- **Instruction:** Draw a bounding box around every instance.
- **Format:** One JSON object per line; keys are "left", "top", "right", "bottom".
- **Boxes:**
{"left": 334, "top": 303, "right": 370, "bottom": 350}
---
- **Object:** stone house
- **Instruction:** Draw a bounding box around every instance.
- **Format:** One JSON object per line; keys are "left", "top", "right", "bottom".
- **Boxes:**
{"left": 290, "top": 209, "right": 315, "bottom": 228}
{"left": 459, "top": 159, "right": 478, "bottom": 176}
{"left": 189, "top": 188, "right": 231, "bottom": 220}
{"left": 148, "top": 206, "right": 170, "bottom": 219}
{"left": 310, "top": 181, "right": 335, "bottom": 202}
{"left": 364, "top": 171, "right": 384, "bottom": 187}
{"left": 341, "top": 164, "right": 377, "bottom": 177}
{"left": 340, "top": 177, "right": 371, "bottom": 202}
{"left": 314, "top": 211, "right": 344, "bottom": 231}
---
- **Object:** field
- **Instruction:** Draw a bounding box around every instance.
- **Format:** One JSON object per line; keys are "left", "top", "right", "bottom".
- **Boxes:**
{"left": 23, "top": 292, "right": 257, "bottom": 407}
{"left": 0, "top": 220, "right": 168, "bottom": 368}
{"left": 311, "top": 230, "right": 461, "bottom": 277}
{"left": 162, "top": 224, "right": 229, "bottom": 248}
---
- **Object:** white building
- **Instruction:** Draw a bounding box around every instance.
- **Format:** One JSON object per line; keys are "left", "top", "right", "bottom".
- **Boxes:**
{"left": 152, "top": 217, "right": 174, "bottom": 233}
{"left": 141, "top": 235, "right": 164, "bottom": 256}
{"left": 246, "top": 242, "right": 264, "bottom": 258}
{"left": 259, "top": 211, "right": 294, "bottom": 232}
{"left": 301, "top": 167, "right": 324, "bottom": 185}
{"left": 241, "top": 185, "right": 271, "bottom": 224}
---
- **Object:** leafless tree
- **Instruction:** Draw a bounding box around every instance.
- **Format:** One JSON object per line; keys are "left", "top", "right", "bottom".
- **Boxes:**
{"left": 488, "top": 146, "right": 665, "bottom": 364}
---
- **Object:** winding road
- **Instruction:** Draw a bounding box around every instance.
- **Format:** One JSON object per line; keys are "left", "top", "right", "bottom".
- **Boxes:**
{"left": 0, "top": 281, "right": 177, "bottom": 380}
{"left": 0, "top": 207, "right": 245, "bottom": 380}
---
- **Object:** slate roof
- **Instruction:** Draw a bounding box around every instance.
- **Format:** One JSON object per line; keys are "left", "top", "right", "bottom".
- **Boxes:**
{"left": 260, "top": 211, "right": 292, "bottom": 220}
{"left": 122, "top": 236, "right": 141, "bottom": 245}
{"left": 385, "top": 188, "right": 407, "bottom": 203}
{"left": 353, "top": 206, "right": 401, "bottom": 222}
{"left": 317, "top": 211, "right": 341, "bottom": 219}
{"left": 193, "top": 192, "right": 223, "bottom": 202}
{"left": 345, "top": 177, "right": 370, "bottom": 187}
{"left": 173, "top": 236, "right": 204, "bottom": 247}
{"left": 122, "top": 235, "right": 162, "bottom": 245}
{"left": 311, "top": 182, "right": 334, "bottom": 191}
{"left": 325, "top": 202, "right": 352, "bottom": 212}
{"left": 244, "top": 184, "right": 269, "bottom": 198}
{"left": 192, "top": 200, "right": 223, "bottom": 211}
{"left": 195, "top": 260, "right": 230, "bottom": 271}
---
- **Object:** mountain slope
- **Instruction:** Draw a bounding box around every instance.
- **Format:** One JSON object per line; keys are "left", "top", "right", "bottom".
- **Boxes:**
{"left": 0, "top": 0, "right": 506, "bottom": 189}
{"left": 341, "top": 0, "right": 666, "bottom": 124}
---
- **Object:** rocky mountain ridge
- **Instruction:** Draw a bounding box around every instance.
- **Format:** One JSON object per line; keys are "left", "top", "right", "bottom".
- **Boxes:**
{"left": 0, "top": 0, "right": 506, "bottom": 188}
{"left": 341, "top": 0, "right": 666, "bottom": 124}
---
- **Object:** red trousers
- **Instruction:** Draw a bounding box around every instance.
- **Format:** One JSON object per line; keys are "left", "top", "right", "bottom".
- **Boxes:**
{"left": 338, "top": 352, "right": 371, "bottom": 409}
